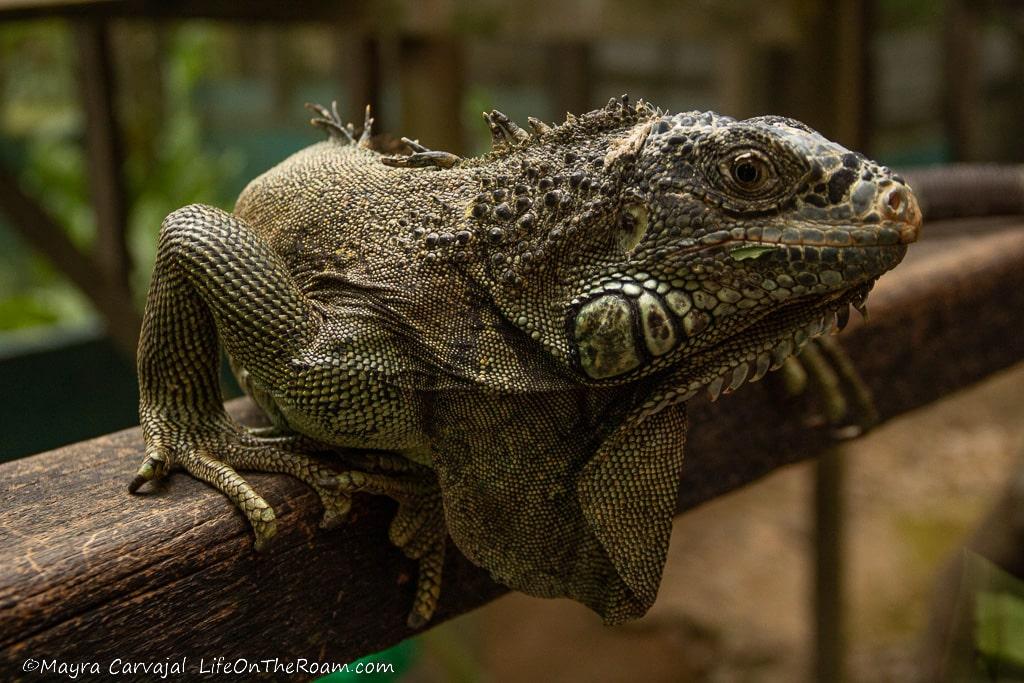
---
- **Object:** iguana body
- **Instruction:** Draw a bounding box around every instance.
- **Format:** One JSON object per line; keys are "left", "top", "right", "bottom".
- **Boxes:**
{"left": 130, "top": 97, "right": 921, "bottom": 627}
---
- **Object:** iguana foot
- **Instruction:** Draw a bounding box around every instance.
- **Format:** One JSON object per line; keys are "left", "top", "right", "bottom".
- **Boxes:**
{"left": 128, "top": 430, "right": 280, "bottom": 550}
{"left": 387, "top": 489, "right": 446, "bottom": 628}
{"left": 782, "top": 335, "right": 878, "bottom": 439}
{"left": 130, "top": 418, "right": 361, "bottom": 542}
{"left": 314, "top": 464, "right": 445, "bottom": 628}
{"left": 406, "top": 538, "right": 445, "bottom": 629}
{"left": 306, "top": 458, "right": 446, "bottom": 627}
{"left": 240, "top": 431, "right": 436, "bottom": 525}
{"left": 231, "top": 448, "right": 360, "bottom": 531}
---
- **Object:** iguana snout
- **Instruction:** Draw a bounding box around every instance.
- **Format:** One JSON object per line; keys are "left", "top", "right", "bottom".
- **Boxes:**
{"left": 880, "top": 184, "right": 922, "bottom": 243}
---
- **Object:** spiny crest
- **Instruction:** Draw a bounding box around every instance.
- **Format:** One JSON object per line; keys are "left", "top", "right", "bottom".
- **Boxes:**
{"left": 482, "top": 94, "right": 662, "bottom": 156}
{"left": 483, "top": 110, "right": 531, "bottom": 152}
{"left": 567, "top": 94, "right": 663, "bottom": 136}
{"left": 372, "top": 94, "right": 664, "bottom": 170}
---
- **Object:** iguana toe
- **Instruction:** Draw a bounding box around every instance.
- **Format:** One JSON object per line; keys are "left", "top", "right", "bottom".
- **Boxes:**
{"left": 406, "top": 539, "right": 445, "bottom": 629}
{"left": 127, "top": 449, "right": 171, "bottom": 493}
{"left": 783, "top": 336, "right": 878, "bottom": 439}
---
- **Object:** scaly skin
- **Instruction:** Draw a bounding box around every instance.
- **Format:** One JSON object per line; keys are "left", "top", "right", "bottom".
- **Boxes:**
{"left": 130, "top": 96, "right": 921, "bottom": 628}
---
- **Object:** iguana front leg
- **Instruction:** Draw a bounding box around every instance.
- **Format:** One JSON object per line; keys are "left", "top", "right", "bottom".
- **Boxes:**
{"left": 130, "top": 205, "right": 446, "bottom": 625}
{"left": 131, "top": 203, "right": 320, "bottom": 548}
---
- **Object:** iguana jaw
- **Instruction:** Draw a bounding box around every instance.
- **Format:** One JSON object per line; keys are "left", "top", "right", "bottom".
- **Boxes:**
{"left": 568, "top": 233, "right": 910, "bottom": 383}
{"left": 634, "top": 202, "right": 917, "bottom": 397}
{"left": 667, "top": 283, "right": 874, "bottom": 403}
{"left": 666, "top": 197, "right": 920, "bottom": 399}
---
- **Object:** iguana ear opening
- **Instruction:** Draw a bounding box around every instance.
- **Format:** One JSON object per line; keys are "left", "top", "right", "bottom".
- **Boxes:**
{"left": 575, "top": 403, "right": 686, "bottom": 622}
{"left": 617, "top": 203, "right": 649, "bottom": 255}
{"left": 605, "top": 122, "right": 653, "bottom": 257}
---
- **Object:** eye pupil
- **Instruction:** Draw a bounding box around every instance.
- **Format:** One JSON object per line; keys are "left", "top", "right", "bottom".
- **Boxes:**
{"left": 735, "top": 161, "right": 759, "bottom": 184}
{"left": 724, "top": 152, "right": 773, "bottom": 193}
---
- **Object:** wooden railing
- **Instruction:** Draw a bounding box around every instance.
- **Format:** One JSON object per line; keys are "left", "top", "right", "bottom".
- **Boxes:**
{"left": 0, "top": 215, "right": 1022, "bottom": 678}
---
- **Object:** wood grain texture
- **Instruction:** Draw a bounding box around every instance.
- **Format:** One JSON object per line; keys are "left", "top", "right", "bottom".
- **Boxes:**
{"left": 0, "top": 218, "right": 1022, "bottom": 680}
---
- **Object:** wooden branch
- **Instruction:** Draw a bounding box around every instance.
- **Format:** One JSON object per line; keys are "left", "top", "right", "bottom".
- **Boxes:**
{"left": 0, "top": 217, "right": 1022, "bottom": 678}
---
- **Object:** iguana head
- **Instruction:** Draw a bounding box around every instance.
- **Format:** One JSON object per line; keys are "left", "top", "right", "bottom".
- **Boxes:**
{"left": 524, "top": 100, "right": 920, "bottom": 389}
{"left": 455, "top": 97, "right": 919, "bottom": 394}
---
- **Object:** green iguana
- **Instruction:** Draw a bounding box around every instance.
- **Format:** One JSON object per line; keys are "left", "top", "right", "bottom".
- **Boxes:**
{"left": 129, "top": 96, "right": 921, "bottom": 628}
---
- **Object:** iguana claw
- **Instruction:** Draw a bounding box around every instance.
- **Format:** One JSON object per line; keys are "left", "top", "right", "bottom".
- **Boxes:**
{"left": 127, "top": 451, "right": 169, "bottom": 493}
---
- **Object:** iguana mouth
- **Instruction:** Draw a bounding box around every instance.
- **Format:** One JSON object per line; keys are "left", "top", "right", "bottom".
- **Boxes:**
{"left": 667, "top": 190, "right": 919, "bottom": 399}
{"left": 717, "top": 284, "right": 868, "bottom": 399}
{"left": 712, "top": 222, "right": 915, "bottom": 253}
{"left": 569, "top": 239, "right": 904, "bottom": 383}
{"left": 652, "top": 224, "right": 914, "bottom": 280}
{"left": 645, "top": 283, "right": 874, "bottom": 409}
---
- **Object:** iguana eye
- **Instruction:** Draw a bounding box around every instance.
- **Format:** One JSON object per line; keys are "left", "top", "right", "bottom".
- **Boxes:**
{"left": 728, "top": 152, "right": 772, "bottom": 191}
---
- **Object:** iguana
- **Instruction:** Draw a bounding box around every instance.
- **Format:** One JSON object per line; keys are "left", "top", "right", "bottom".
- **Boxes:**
{"left": 129, "top": 96, "right": 921, "bottom": 628}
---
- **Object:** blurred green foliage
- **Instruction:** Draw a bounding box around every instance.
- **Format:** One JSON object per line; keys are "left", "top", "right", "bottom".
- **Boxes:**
{"left": 122, "top": 25, "right": 243, "bottom": 303}
{"left": 0, "top": 22, "right": 240, "bottom": 331}
{"left": 941, "top": 552, "right": 1024, "bottom": 682}
{"left": 0, "top": 22, "right": 86, "bottom": 330}
{"left": 977, "top": 590, "right": 1024, "bottom": 672}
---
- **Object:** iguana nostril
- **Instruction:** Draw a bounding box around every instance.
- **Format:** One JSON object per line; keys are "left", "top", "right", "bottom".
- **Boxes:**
{"left": 882, "top": 187, "right": 916, "bottom": 222}
{"left": 880, "top": 186, "right": 922, "bottom": 243}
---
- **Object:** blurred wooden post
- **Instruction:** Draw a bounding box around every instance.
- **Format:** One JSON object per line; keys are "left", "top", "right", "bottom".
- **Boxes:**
{"left": 399, "top": 37, "right": 463, "bottom": 155}
{"left": 942, "top": 0, "right": 980, "bottom": 162}
{"left": 790, "top": 0, "right": 872, "bottom": 150}
{"left": 814, "top": 445, "right": 846, "bottom": 683}
{"left": 264, "top": 29, "right": 290, "bottom": 124}
{"left": 718, "top": 42, "right": 757, "bottom": 120}
{"left": 74, "top": 18, "right": 132, "bottom": 305}
{"left": 73, "top": 17, "right": 141, "bottom": 358}
{"left": 545, "top": 42, "right": 592, "bottom": 119}
{"left": 834, "top": 0, "right": 872, "bottom": 151}
{"left": 340, "top": 33, "right": 382, "bottom": 129}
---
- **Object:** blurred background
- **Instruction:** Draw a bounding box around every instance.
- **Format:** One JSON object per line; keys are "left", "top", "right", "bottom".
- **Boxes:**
{"left": 0, "top": 0, "right": 1022, "bottom": 681}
